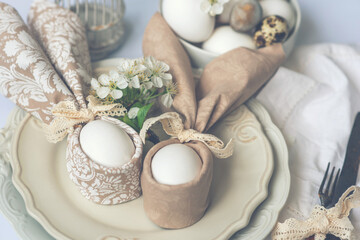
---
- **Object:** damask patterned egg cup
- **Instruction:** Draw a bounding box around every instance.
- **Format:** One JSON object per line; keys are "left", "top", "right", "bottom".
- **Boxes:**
{"left": 67, "top": 116, "right": 143, "bottom": 205}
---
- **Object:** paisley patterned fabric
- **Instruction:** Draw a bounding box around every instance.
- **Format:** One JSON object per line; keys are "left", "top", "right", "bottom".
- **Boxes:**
{"left": 67, "top": 116, "right": 143, "bottom": 205}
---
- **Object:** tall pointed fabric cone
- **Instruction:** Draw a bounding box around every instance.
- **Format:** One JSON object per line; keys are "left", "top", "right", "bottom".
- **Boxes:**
{"left": 0, "top": 3, "right": 74, "bottom": 123}
{"left": 143, "top": 12, "right": 196, "bottom": 130}
{"left": 28, "top": 0, "right": 92, "bottom": 109}
{"left": 0, "top": 1, "right": 143, "bottom": 205}
{"left": 142, "top": 12, "right": 214, "bottom": 229}
{"left": 195, "top": 44, "right": 285, "bottom": 132}
{"left": 141, "top": 12, "right": 285, "bottom": 229}
{"left": 27, "top": 0, "right": 143, "bottom": 205}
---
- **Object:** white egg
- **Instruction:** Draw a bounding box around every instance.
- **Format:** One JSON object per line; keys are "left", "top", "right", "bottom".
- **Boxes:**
{"left": 151, "top": 144, "right": 202, "bottom": 185}
{"left": 259, "top": 1, "right": 296, "bottom": 30}
{"left": 162, "top": 0, "right": 215, "bottom": 43}
{"left": 218, "top": 0, "right": 239, "bottom": 24}
{"left": 80, "top": 120, "right": 135, "bottom": 168}
{"left": 202, "top": 26, "right": 256, "bottom": 54}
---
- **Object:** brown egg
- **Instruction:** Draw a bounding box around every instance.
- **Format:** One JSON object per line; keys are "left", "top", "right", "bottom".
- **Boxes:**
{"left": 253, "top": 15, "right": 289, "bottom": 48}
{"left": 230, "top": 0, "right": 262, "bottom": 32}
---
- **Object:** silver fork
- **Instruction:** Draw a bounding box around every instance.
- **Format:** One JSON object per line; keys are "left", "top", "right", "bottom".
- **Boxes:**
{"left": 318, "top": 162, "right": 340, "bottom": 208}
{"left": 306, "top": 162, "right": 341, "bottom": 240}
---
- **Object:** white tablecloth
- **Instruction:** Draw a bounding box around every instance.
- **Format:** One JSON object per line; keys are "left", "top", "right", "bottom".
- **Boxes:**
{"left": 1, "top": 0, "right": 360, "bottom": 239}
{"left": 258, "top": 43, "right": 360, "bottom": 239}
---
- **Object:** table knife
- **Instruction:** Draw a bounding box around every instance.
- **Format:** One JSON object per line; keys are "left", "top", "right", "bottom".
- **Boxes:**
{"left": 308, "top": 113, "right": 360, "bottom": 240}
{"left": 329, "top": 112, "right": 360, "bottom": 207}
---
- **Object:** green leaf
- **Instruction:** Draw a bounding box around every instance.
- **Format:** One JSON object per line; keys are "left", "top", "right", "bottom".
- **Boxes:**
{"left": 120, "top": 115, "right": 140, "bottom": 132}
{"left": 137, "top": 102, "right": 154, "bottom": 129}
{"left": 122, "top": 88, "right": 128, "bottom": 97}
{"left": 131, "top": 102, "right": 143, "bottom": 108}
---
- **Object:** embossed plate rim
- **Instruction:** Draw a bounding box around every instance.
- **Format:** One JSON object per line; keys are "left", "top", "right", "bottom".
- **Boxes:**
{"left": 2, "top": 62, "right": 289, "bottom": 240}
{"left": 1, "top": 97, "right": 289, "bottom": 240}
{"left": 11, "top": 106, "right": 271, "bottom": 240}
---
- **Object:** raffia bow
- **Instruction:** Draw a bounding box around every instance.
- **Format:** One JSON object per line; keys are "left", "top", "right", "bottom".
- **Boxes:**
{"left": 139, "top": 112, "right": 234, "bottom": 159}
{"left": 43, "top": 95, "right": 127, "bottom": 143}
{"left": 272, "top": 186, "right": 360, "bottom": 240}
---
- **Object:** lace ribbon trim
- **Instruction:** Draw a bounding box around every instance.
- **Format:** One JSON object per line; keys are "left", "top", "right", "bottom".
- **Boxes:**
{"left": 43, "top": 96, "right": 127, "bottom": 143}
{"left": 272, "top": 186, "right": 360, "bottom": 240}
{"left": 139, "top": 112, "right": 234, "bottom": 159}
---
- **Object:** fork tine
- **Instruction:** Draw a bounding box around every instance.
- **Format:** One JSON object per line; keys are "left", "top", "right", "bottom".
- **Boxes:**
{"left": 319, "top": 162, "right": 330, "bottom": 195}
{"left": 329, "top": 168, "right": 340, "bottom": 198}
{"left": 325, "top": 167, "right": 336, "bottom": 195}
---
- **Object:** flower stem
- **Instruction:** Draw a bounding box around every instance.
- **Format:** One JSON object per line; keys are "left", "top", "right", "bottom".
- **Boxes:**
{"left": 147, "top": 129, "right": 160, "bottom": 144}
{"left": 145, "top": 92, "right": 165, "bottom": 101}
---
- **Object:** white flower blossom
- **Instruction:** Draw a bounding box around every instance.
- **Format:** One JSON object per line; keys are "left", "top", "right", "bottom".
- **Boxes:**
{"left": 118, "top": 58, "right": 146, "bottom": 78}
{"left": 129, "top": 75, "right": 140, "bottom": 89}
{"left": 110, "top": 89, "right": 123, "bottom": 99}
{"left": 117, "top": 59, "right": 133, "bottom": 73}
{"left": 152, "top": 76, "right": 163, "bottom": 88}
{"left": 109, "top": 70, "right": 128, "bottom": 89}
{"left": 161, "top": 93, "right": 174, "bottom": 109}
{"left": 143, "top": 81, "right": 153, "bottom": 90}
{"left": 91, "top": 57, "right": 176, "bottom": 127}
{"left": 128, "top": 107, "right": 140, "bottom": 119}
{"left": 145, "top": 56, "right": 172, "bottom": 88}
{"left": 91, "top": 75, "right": 123, "bottom": 99}
{"left": 98, "top": 74, "right": 110, "bottom": 85}
{"left": 200, "top": 0, "right": 229, "bottom": 16}
{"left": 91, "top": 78, "right": 100, "bottom": 89}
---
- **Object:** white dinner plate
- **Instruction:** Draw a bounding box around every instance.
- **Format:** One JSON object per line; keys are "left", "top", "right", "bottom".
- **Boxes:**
{"left": 1, "top": 59, "right": 290, "bottom": 240}
{"left": 0, "top": 98, "right": 289, "bottom": 240}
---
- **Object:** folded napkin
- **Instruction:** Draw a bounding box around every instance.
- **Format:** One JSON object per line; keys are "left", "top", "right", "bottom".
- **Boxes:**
{"left": 0, "top": 0, "right": 142, "bottom": 205}
{"left": 0, "top": 2, "right": 74, "bottom": 123}
{"left": 143, "top": 13, "right": 197, "bottom": 130}
{"left": 195, "top": 42, "right": 284, "bottom": 132}
{"left": 143, "top": 13, "right": 285, "bottom": 132}
{"left": 140, "top": 12, "right": 285, "bottom": 229}
{"left": 254, "top": 43, "right": 360, "bottom": 240}
{"left": 28, "top": 0, "right": 92, "bottom": 108}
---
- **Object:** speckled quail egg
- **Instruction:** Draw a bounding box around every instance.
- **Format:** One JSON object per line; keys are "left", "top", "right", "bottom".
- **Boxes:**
{"left": 259, "top": 0, "right": 296, "bottom": 30}
{"left": 230, "top": 0, "right": 262, "bottom": 32}
{"left": 253, "top": 15, "right": 288, "bottom": 48}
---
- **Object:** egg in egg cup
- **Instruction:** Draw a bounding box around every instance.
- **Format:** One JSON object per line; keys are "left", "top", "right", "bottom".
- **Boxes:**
{"left": 67, "top": 116, "right": 143, "bottom": 205}
{"left": 141, "top": 138, "right": 213, "bottom": 229}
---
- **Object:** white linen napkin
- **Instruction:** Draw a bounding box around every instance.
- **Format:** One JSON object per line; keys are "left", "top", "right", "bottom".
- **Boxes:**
{"left": 258, "top": 43, "right": 360, "bottom": 239}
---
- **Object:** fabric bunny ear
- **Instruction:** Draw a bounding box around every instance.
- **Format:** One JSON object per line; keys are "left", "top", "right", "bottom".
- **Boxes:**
{"left": 143, "top": 13, "right": 285, "bottom": 134}
{"left": 195, "top": 44, "right": 285, "bottom": 132}
{"left": 28, "top": 0, "right": 92, "bottom": 109}
{"left": 0, "top": 3, "right": 74, "bottom": 124}
{"left": 143, "top": 13, "right": 197, "bottom": 130}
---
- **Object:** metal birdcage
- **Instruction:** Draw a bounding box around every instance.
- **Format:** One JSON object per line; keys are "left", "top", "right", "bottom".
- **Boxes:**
{"left": 55, "top": 0, "right": 126, "bottom": 60}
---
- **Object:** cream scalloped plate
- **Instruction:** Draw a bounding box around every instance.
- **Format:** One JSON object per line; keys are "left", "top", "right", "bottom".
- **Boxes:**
{"left": 9, "top": 59, "right": 289, "bottom": 240}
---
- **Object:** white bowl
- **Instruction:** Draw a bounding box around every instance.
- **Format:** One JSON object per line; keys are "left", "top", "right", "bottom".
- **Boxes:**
{"left": 159, "top": 0, "right": 301, "bottom": 69}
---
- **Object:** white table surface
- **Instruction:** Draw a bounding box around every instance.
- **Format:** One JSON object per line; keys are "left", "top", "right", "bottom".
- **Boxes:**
{"left": 0, "top": 0, "right": 360, "bottom": 239}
